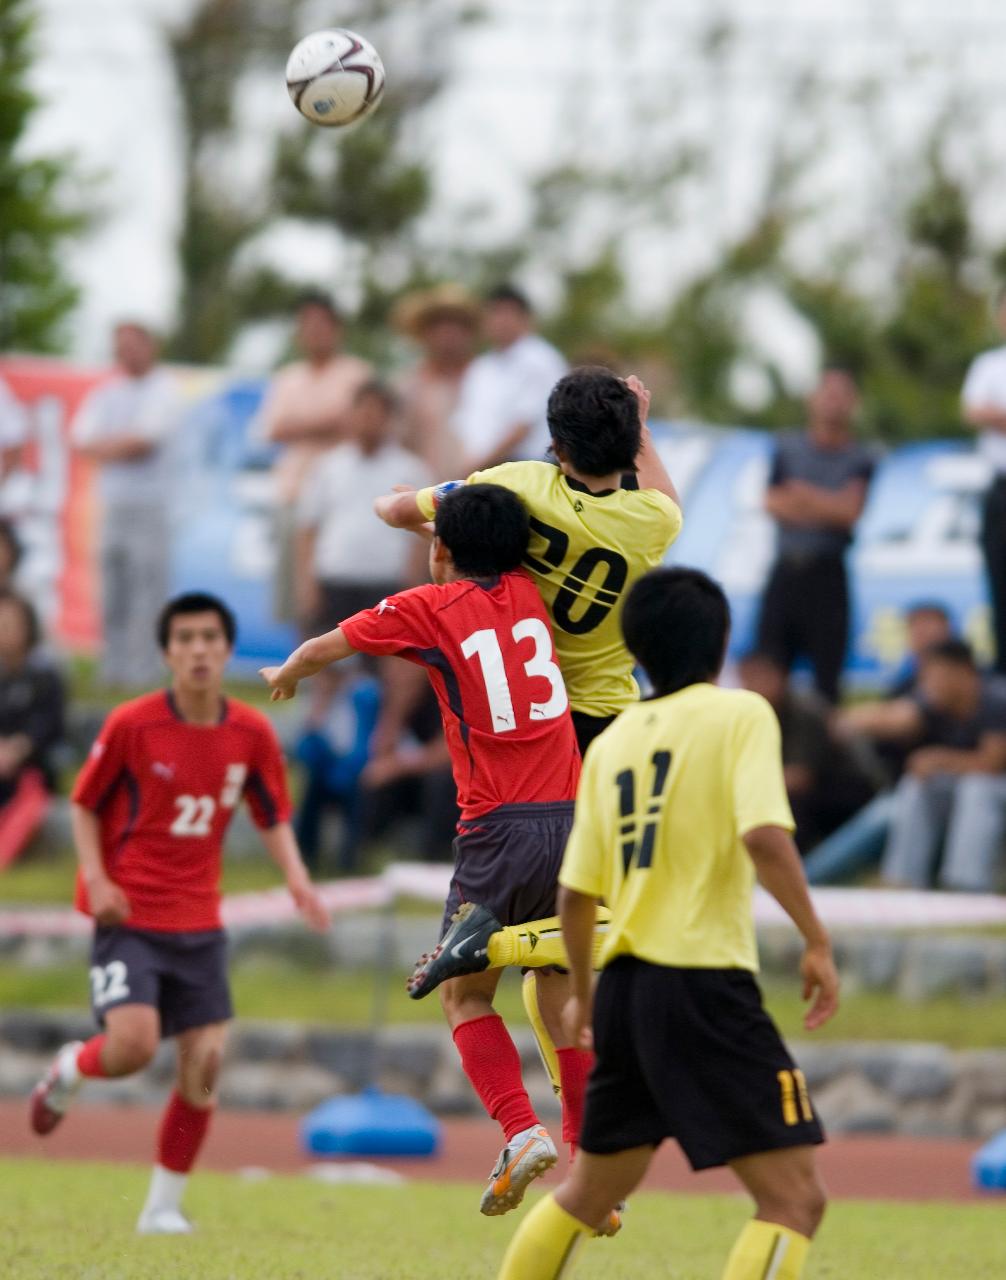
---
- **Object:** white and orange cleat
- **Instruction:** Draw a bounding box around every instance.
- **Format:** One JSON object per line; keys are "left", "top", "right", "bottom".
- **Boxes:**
{"left": 29, "top": 1041, "right": 83, "bottom": 1136}
{"left": 479, "top": 1124, "right": 558, "bottom": 1216}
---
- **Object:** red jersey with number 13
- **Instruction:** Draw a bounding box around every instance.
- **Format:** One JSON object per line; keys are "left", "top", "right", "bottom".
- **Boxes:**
{"left": 72, "top": 692, "right": 292, "bottom": 932}
{"left": 340, "top": 571, "right": 580, "bottom": 819}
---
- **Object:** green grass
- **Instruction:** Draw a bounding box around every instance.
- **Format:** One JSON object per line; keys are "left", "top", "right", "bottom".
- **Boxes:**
{"left": 2, "top": 1158, "right": 1005, "bottom": 1279}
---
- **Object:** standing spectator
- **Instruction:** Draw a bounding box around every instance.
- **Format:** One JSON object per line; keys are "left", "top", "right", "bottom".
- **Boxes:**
{"left": 757, "top": 367, "right": 876, "bottom": 703}
{"left": 393, "top": 284, "right": 479, "bottom": 476}
{"left": 295, "top": 382, "right": 430, "bottom": 635}
{"left": 260, "top": 293, "right": 372, "bottom": 622}
{"left": 738, "top": 651, "right": 874, "bottom": 852}
{"left": 72, "top": 322, "right": 181, "bottom": 687}
{"left": 451, "top": 284, "right": 567, "bottom": 472}
{"left": 962, "top": 288, "right": 1006, "bottom": 675}
{"left": 0, "top": 374, "right": 27, "bottom": 483}
{"left": 0, "top": 590, "right": 65, "bottom": 868}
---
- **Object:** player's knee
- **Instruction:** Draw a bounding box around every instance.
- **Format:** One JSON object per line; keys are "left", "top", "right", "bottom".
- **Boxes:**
{"left": 800, "top": 1173, "right": 828, "bottom": 1236}
{"left": 110, "top": 1025, "right": 159, "bottom": 1072}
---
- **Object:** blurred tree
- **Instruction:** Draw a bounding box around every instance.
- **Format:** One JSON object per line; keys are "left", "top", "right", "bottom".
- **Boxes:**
{"left": 0, "top": 0, "right": 89, "bottom": 352}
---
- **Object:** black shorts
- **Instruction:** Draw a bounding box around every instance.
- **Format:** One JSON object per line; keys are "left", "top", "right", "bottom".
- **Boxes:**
{"left": 571, "top": 710, "right": 616, "bottom": 757}
{"left": 89, "top": 926, "right": 233, "bottom": 1039}
{"left": 580, "top": 957, "right": 824, "bottom": 1170}
{"left": 441, "top": 801, "right": 575, "bottom": 936}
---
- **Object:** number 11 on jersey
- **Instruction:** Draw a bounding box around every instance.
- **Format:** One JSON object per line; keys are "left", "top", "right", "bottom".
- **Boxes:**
{"left": 616, "top": 749, "right": 672, "bottom": 872}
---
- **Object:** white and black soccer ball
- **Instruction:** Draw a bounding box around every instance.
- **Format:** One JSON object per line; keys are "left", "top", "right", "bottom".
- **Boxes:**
{"left": 285, "top": 29, "right": 386, "bottom": 128}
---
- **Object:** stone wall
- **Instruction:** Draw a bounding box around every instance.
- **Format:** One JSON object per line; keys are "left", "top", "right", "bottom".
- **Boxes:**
{"left": 4, "top": 1011, "right": 1006, "bottom": 1141}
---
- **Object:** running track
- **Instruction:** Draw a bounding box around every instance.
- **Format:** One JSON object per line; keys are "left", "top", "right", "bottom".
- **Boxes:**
{"left": 0, "top": 1101, "right": 994, "bottom": 1203}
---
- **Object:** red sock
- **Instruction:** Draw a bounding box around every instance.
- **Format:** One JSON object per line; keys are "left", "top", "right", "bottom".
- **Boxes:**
{"left": 157, "top": 1091, "right": 213, "bottom": 1174}
{"left": 76, "top": 1035, "right": 109, "bottom": 1079}
{"left": 556, "top": 1047, "right": 594, "bottom": 1150}
{"left": 453, "top": 1014, "right": 539, "bottom": 1141}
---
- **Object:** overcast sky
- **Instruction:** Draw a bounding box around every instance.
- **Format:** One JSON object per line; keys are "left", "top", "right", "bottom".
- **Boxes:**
{"left": 23, "top": 0, "right": 1006, "bottom": 366}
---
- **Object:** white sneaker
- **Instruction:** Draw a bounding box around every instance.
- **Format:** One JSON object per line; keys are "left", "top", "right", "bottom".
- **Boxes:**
{"left": 29, "top": 1041, "right": 83, "bottom": 1135}
{"left": 136, "top": 1207, "right": 194, "bottom": 1235}
{"left": 479, "top": 1124, "right": 558, "bottom": 1216}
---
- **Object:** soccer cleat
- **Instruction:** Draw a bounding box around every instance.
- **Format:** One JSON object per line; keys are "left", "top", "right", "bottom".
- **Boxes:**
{"left": 29, "top": 1041, "right": 83, "bottom": 1136}
{"left": 407, "top": 902, "right": 501, "bottom": 1000}
{"left": 595, "top": 1201, "right": 625, "bottom": 1238}
{"left": 479, "top": 1124, "right": 558, "bottom": 1217}
{"left": 136, "top": 1207, "right": 194, "bottom": 1235}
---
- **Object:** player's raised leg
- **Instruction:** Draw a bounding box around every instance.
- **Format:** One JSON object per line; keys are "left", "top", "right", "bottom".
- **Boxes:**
{"left": 137, "top": 1020, "right": 228, "bottom": 1235}
{"left": 440, "top": 968, "right": 558, "bottom": 1215}
{"left": 721, "top": 1146, "right": 826, "bottom": 1279}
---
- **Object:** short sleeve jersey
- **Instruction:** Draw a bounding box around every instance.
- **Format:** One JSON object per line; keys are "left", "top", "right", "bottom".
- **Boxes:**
{"left": 72, "top": 692, "right": 292, "bottom": 932}
{"left": 769, "top": 432, "right": 876, "bottom": 557}
{"left": 559, "top": 684, "right": 794, "bottom": 972}
{"left": 340, "top": 571, "right": 580, "bottom": 819}
{"left": 416, "top": 462, "right": 682, "bottom": 718}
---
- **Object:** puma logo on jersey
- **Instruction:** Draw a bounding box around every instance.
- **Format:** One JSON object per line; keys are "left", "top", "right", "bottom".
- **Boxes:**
{"left": 151, "top": 761, "right": 176, "bottom": 781}
{"left": 377, "top": 598, "right": 397, "bottom": 615}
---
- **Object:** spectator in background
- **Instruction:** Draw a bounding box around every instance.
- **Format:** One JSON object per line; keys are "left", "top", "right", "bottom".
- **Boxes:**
{"left": 962, "top": 287, "right": 1006, "bottom": 675}
{"left": 757, "top": 367, "right": 876, "bottom": 703}
{"left": 839, "top": 641, "right": 1006, "bottom": 891}
{"left": 0, "top": 374, "right": 27, "bottom": 483}
{"left": 738, "top": 651, "right": 875, "bottom": 852}
{"left": 0, "top": 520, "right": 23, "bottom": 593}
{"left": 0, "top": 590, "right": 65, "bottom": 869}
{"left": 72, "top": 322, "right": 181, "bottom": 687}
{"left": 261, "top": 293, "right": 372, "bottom": 623}
{"left": 393, "top": 284, "right": 479, "bottom": 476}
{"left": 295, "top": 381, "right": 430, "bottom": 636}
{"left": 451, "top": 284, "right": 567, "bottom": 472}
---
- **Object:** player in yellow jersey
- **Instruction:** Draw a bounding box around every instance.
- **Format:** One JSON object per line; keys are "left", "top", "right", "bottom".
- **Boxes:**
{"left": 498, "top": 567, "right": 839, "bottom": 1280}
{"left": 375, "top": 366, "right": 682, "bottom": 752}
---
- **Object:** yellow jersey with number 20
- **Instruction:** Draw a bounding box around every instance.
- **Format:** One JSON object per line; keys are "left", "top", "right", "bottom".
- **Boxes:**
{"left": 416, "top": 461, "right": 682, "bottom": 718}
{"left": 559, "top": 684, "right": 795, "bottom": 972}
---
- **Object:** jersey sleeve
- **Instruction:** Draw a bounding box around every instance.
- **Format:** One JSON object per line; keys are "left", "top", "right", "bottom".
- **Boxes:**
{"left": 637, "top": 488, "right": 683, "bottom": 559}
{"left": 244, "top": 717, "right": 293, "bottom": 830}
{"left": 415, "top": 479, "right": 465, "bottom": 521}
{"left": 559, "top": 748, "right": 610, "bottom": 898}
{"left": 340, "top": 585, "right": 440, "bottom": 657}
{"left": 731, "top": 696, "right": 796, "bottom": 837}
{"left": 71, "top": 708, "right": 130, "bottom": 812}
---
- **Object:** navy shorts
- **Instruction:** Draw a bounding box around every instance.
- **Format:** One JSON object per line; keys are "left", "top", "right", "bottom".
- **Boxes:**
{"left": 580, "top": 957, "right": 825, "bottom": 1170}
{"left": 441, "top": 801, "right": 575, "bottom": 936}
{"left": 89, "top": 925, "right": 233, "bottom": 1039}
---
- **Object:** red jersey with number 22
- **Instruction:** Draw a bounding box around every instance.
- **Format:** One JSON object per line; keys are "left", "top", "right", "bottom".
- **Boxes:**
{"left": 340, "top": 571, "right": 580, "bottom": 819}
{"left": 72, "top": 692, "right": 292, "bottom": 932}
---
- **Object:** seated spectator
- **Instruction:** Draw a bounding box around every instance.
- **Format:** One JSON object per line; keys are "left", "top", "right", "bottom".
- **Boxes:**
{"left": 0, "top": 590, "right": 66, "bottom": 868}
{"left": 887, "top": 602, "right": 954, "bottom": 698}
{"left": 293, "top": 664, "right": 381, "bottom": 874}
{"left": 296, "top": 381, "right": 430, "bottom": 636}
{"left": 839, "top": 640, "right": 1006, "bottom": 891}
{"left": 738, "top": 651, "right": 875, "bottom": 852}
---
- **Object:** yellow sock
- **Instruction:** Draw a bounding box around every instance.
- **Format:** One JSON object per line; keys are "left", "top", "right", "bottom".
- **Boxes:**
{"left": 522, "top": 972, "right": 562, "bottom": 1095}
{"left": 486, "top": 908, "right": 612, "bottom": 970}
{"left": 721, "top": 1220, "right": 811, "bottom": 1280}
{"left": 498, "top": 1194, "right": 592, "bottom": 1280}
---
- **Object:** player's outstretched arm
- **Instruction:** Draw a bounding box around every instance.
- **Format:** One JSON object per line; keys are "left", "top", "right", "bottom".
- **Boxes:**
{"left": 71, "top": 802, "right": 130, "bottom": 927}
{"left": 374, "top": 488, "right": 430, "bottom": 530}
{"left": 557, "top": 885, "right": 601, "bottom": 1051}
{"left": 743, "top": 825, "right": 839, "bottom": 1031}
{"left": 260, "top": 627, "right": 359, "bottom": 701}
{"left": 259, "top": 821, "right": 329, "bottom": 932}
{"left": 626, "top": 374, "right": 681, "bottom": 506}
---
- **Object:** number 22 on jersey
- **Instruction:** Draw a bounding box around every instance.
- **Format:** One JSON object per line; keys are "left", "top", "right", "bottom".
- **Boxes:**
{"left": 461, "top": 618, "right": 568, "bottom": 734}
{"left": 169, "top": 763, "right": 248, "bottom": 838}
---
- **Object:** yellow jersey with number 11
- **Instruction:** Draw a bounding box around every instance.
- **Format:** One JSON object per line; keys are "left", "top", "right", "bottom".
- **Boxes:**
{"left": 416, "top": 461, "right": 682, "bottom": 718}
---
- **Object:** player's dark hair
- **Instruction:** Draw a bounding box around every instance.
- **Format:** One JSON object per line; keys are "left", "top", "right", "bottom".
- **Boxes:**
{"left": 295, "top": 290, "right": 342, "bottom": 322}
{"left": 434, "top": 484, "right": 530, "bottom": 579}
{"left": 547, "top": 366, "right": 642, "bottom": 477}
{"left": 919, "top": 638, "right": 976, "bottom": 670}
{"left": 0, "top": 519, "right": 23, "bottom": 573}
{"left": 622, "top": 568, "right": 730, "bottom": 696}
{"left": 354, "top": 379, "right": 398, "bottom": 412}
{"left": 485, "top": 283, "right": 532, "bottom": 313}
{"left": 0, "top": 588, "right": 40, "bottom": 650}
{"left": 157, "top": 592, "right": 237, "bottom": 649}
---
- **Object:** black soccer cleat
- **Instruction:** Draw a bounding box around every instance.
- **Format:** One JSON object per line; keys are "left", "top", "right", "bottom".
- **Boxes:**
{"left": 406, "top": 902, "right": 501, "bottom": 999}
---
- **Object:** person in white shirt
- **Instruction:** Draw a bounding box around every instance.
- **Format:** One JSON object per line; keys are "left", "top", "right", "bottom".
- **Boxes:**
{"left": 71, "top": 322, "right": 181, "bottom": 687}
{"left": 296, "top": 381, "right": 430, "bottom": 636}
{"left": 451, "top": 285, "right": 567, "bottom": 473}
{"left": 962, "top": 287, "right": 1006, "bottom": 675}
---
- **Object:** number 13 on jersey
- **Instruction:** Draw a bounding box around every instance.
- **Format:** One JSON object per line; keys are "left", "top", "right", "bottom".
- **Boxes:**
{"left": 461, "top": 618, "right": 568, "bottom": 734}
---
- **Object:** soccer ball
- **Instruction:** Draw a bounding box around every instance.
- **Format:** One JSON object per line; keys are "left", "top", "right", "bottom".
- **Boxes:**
{"left": 285, "top": 29, "right": 386, "bottom": 128}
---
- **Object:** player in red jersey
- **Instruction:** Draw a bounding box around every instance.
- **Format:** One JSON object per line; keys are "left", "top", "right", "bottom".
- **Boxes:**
{"left": 29, "top": 592, "right": 328, "bottom": 1235}
{"left": 262, "top": 484, "right": 593, "bottom": 1218}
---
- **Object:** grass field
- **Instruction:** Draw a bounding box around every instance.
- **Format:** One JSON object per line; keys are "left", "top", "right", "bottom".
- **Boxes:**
{"left": 3, "top": 1158, "right": 1005, "bottom": 1279}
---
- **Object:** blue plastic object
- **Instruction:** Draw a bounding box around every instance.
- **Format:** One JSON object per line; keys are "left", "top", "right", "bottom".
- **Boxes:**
{"left": 972, "top": 1128, "right": 1006, "bottom": 1190}
{"left": 301, "top": 1087, "right": 441, "bottom": 1158}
